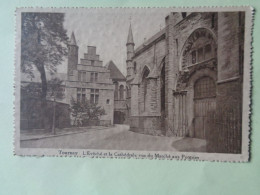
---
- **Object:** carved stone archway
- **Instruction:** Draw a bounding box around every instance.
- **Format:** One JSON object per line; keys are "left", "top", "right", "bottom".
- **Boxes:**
{"left": 180, "top": 28, "right": 217, "bottom": 71}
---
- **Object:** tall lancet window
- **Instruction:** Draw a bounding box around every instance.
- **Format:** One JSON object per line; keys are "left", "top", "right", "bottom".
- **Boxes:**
{"left": 119, "top": 85, "right": 124, "bottom": 100}
{"left": 114, "top": 81, "right": 119, "bottom": 100}
{"left": 142, "top": 67, "right": 150, "bottom": 112}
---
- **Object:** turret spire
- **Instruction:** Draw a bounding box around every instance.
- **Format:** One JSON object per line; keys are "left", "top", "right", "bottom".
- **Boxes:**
{"left": 127, "top": 23, "right": 134, "bottom": 45}
{"left": 126, "top": 22, "right": 135, "bottom": 79}
{"left": 70, "top": 31, "right": 77, "bottom": 45}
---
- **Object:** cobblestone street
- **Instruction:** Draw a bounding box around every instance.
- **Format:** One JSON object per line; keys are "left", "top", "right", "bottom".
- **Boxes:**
{"left": 21, "top": 125, "right": 206, "bottom": 152}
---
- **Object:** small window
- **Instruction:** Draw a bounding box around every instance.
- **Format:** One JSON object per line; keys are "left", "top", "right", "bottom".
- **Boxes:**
{"left": 82, "top": 94, "right": 86, "bottom": 103}
{"left": 77, "top": 94, "right": 81, "bottom": 103}
{"left": 82, "top": 72, "right": 86, "bottom": 82}
{"left": 90, "top": 89, "right": 99, "bottom": 104}
{"left": 181, "top": 12, "right": 187, "bottom": 18}
{"left": 198, "top": 48, "right": 204, "bottom": 62}
{"left": 191, "top": 50, "right": 196, "bottom": 64}
{"left": 95, "top": 95, "right": 99, "bottom": 104}
{"left": 205, "top": 44, "right": 212, "bottom": 60}
{"left": 95, "top": 73, "right": 98, "bottom": 82}
{"left": 134, "top": 62, "right": 137, "bottom": 74}
{"left": 91, "top": 60, "right": 94, "bottom": 66}
{"left": 106, "top": 99, "right": 110, "bottom": 104}
{"left": 90, "top": 94, "right": 94, "bottom": 104}
{"left": 119, "top": 85, "right": 124, "bottom": 100}
{"left": 90, "top": 73, "right": 94, "bottom": 82}
{"left": 78, "top": 71, "right": 81, "bottom": 81}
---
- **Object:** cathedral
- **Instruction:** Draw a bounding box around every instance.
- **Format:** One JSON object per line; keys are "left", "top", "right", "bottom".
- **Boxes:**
{"left": 126, "top": 12, "right": 244, "bottom": 153}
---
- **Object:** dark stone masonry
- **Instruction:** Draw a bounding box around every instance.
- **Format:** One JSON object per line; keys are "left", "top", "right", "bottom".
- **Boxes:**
{"left": 125, "top": 12, "right": 244, "bottom": 153}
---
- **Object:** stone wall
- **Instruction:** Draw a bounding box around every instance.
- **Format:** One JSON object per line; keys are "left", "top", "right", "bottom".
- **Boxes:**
{"left": 20, "top": 98, "right": 70, "bottom": 130}
{"left": 166, "top": 12, "right": 218, "bottom": 136}
{"left": 130, "top": 116, "right": 163, "bottom": 136}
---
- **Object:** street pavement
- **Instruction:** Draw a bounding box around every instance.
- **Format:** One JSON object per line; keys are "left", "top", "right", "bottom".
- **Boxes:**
{"left": 20, "top": 125, "right": 206, "bottom": 152}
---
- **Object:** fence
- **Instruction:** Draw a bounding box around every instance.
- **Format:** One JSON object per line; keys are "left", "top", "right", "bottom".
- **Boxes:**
{"left": 206, "top": 107, "right": 242, "bottom": 153}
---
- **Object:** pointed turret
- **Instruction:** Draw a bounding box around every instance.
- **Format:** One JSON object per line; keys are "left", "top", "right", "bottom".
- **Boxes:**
{"left": 67, "top": 32, "right": 78, "bottom": 77}
{"left": 126, "top": 24, "right": 134, "bottom": 45}
{"left": 126, "top": 23, "right": 135, "bottom": 79}
{"left": 70, "top": 31, "right": 77, "bottom": 45}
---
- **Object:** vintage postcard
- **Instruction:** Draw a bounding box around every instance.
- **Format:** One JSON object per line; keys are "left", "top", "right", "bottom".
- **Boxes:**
{"left": 14, "top": 7, "right": 253, "bottom": 161}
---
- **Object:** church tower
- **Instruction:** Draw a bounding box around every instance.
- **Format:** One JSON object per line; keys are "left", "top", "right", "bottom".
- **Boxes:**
{"left": 126, "top": 23, "right": 135, "bottom": 79}
{"left": 67, "top": 31, "right": 78, "bottom": 76}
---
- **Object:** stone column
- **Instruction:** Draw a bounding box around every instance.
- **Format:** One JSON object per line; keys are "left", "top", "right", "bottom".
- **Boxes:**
{"left": 149, "top": 78, "right": 158, "bottom": 113}
{"left": 165, "top": 13, "right": 181, "bottom": 136}
{"left": 131, "top": 84, "right": 139, "bottom": 116}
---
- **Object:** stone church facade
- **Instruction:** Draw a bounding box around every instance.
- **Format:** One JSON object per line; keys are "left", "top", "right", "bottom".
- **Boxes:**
{"left": 126, "top": 11, "right": 244, "bottom": 153}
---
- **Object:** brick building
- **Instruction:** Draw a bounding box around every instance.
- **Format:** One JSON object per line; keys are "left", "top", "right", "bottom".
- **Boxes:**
{"left": 126, "top": 12, "right": 245, "bottom": 153}
{"left": 66, "top": 32, "right": 114, "bottom": 126}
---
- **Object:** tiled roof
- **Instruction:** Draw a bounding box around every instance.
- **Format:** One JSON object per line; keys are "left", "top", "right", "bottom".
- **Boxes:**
{"left": 106, "top": 61, "right": 126, "bottom": 81}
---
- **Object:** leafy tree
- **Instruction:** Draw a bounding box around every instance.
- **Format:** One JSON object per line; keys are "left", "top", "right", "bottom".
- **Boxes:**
{"left": 21, "top": 12, "right": 68, "bottom": 99}
{"left": 21, "top": 12, "right": 68, "bottom": 130}
{"left": 70, "top": 98, "right": 105, "bottom": 127}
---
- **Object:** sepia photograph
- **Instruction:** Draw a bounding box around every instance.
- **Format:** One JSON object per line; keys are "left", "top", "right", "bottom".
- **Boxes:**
{"left": 14, "top": 7, "right": 252, "bottom": 161}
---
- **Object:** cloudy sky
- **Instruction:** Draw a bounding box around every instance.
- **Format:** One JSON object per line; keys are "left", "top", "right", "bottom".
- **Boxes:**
{"left": 58, "top": 8, "right": 173, "bottom": 76}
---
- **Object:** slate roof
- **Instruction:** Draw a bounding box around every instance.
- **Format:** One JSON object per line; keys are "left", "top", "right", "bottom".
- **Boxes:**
{"left": 106, "top": 60, "right": 126, "bottom": 81}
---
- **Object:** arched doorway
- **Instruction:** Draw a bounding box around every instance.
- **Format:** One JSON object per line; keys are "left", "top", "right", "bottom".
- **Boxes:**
{"left": 114, "top": 111, "right": 125, "bottom": 124}
{"left": 194, "top": 76, "right": 216, "bottom": 139}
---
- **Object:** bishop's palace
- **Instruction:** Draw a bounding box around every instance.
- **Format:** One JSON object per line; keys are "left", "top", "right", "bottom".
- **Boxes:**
{"left": 21, "top": 12, "right": 245, "bottom": 153}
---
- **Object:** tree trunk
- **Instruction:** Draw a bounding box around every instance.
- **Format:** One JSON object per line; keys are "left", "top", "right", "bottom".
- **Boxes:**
{"left": 37, "top": 64, "right": 49, "bottom": 131}
{"left": 38, "top": 64, "right": 47, "bottom": 99}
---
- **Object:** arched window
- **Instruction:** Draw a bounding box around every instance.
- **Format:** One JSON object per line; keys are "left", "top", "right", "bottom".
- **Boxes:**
{"left": 114, "top": 81, "right": 119, "bottom": 100}
{"left": 119, "top": 85, "right": 124, "bottom": 100}
{"left": 133, "top": 62, "right": 137, "bottom": 74}
{"left": 181, "top": 28, "right": 216, "bottom": 69}
{"left": 142, "top": 67, "right": 150, "bottom": 111}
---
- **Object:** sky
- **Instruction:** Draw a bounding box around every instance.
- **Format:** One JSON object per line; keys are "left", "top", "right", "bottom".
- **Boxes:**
{"left": 58, "top": 8, "right": 173, "bottom": 76}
